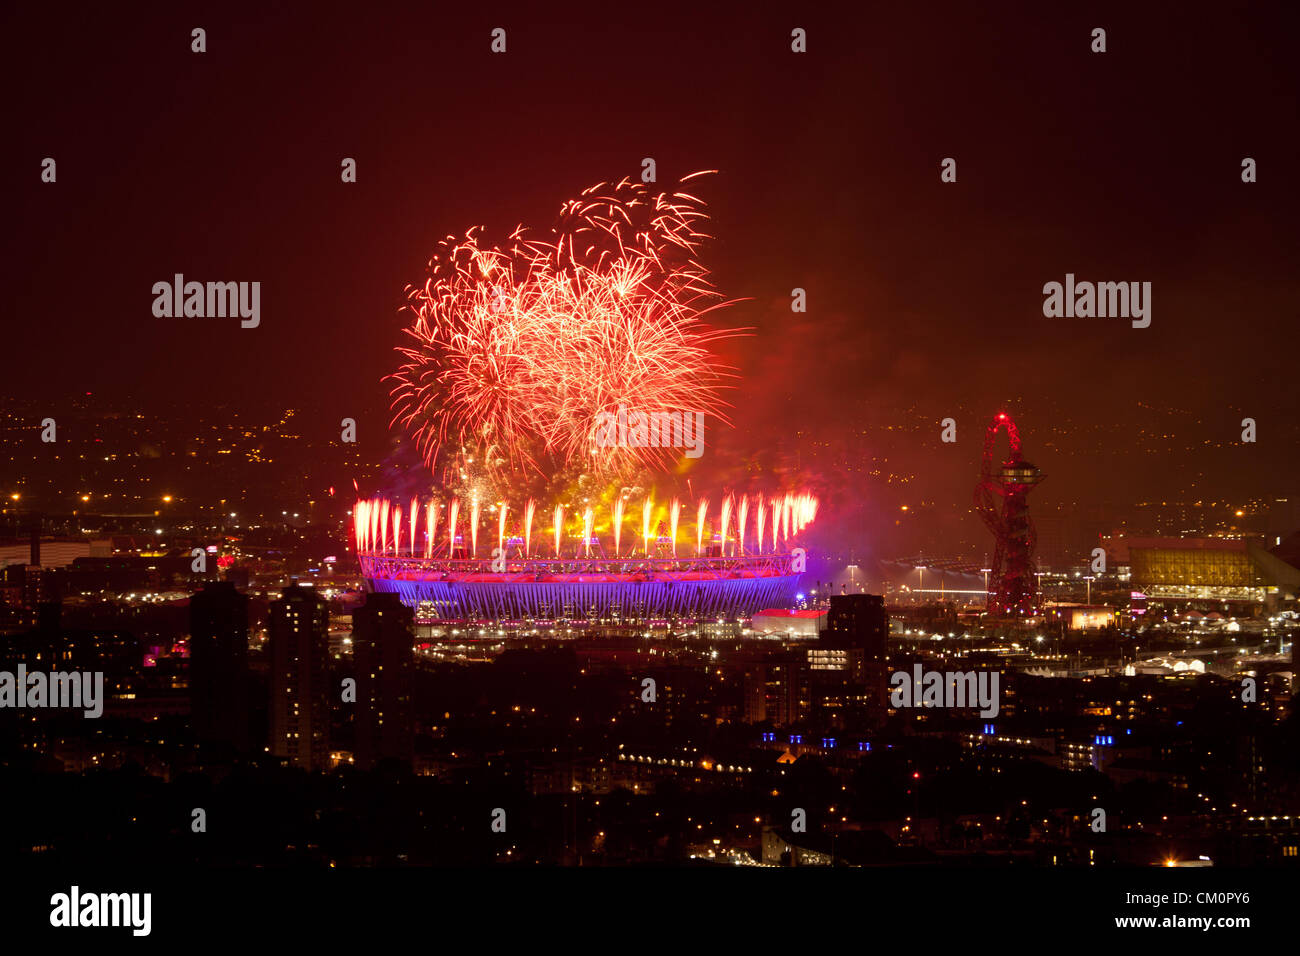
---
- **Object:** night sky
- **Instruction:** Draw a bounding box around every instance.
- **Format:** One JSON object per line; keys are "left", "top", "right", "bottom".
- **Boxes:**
{"left": 6, "top": 1, "right": 1298, "bottom": 552}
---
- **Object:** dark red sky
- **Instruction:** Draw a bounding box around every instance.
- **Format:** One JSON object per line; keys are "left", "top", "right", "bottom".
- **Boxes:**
{"left": 5, "top": 1, "right": 1298, "bottom": 549}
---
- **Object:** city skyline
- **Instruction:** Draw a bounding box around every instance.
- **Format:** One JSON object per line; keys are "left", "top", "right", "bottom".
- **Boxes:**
{"left": 2, "top": 0, "right": 1296, "bottom": 941}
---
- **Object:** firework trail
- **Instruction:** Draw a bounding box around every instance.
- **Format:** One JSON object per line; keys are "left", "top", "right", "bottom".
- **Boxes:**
{"left": 641, "top": 496, "right": 653, "bottom": 553}
{"left": 583, "top": 507, "right": 594, "bottom": 557}
{"left": 469, "top": 495, "right": 480, "bottom": 557}
{"left": 553, "top": 505, "right": 564, "bottom": 557}
{"left": 795, "top": 493, "right": 818, "bottom": 531}
{"left": 524, "top": 499, "right": 536, "bottom": 557}
{"left": 409, "top": 498, "right": 418, "bottom": 557}
{"left": 447, "top": 498, "right": 459, "bottom": 558}
{"left": 498, "top": 503, "right": 508, "bottom": 557}
{"left": 737, "top": 495, "right": 749, "bottom": 555}
{"left": 354, "top": 499, "right": 367, "bottom": 553}
{"left": 388, "top": 174, "right": 744, "bottom": 479}
{"left": 669, "top": 499, "right": 681, "bottom": 556}
{"left": 719, "top": 495, "right": 733, "bottom": 557}
{"left": 696, "top": 499, "right": 709, "bottom": 556}
{"left": 613, "top": 497, "right": 625, "bottom": 557}
{"left": 434, "top": 502, "right": 444, "bottom": 561}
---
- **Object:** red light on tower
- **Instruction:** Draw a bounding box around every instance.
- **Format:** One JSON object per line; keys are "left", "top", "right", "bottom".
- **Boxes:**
{"left": 975, "top": 412, "right": 1045, "bottom": 617}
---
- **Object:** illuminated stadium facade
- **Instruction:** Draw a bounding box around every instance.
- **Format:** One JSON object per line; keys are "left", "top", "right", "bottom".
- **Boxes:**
{"left": 359, "top": 550, "right": 806, "bottom": 623}
{"left": 358, "top": 178, "right": 824, "bottom": 626}
{"left": 353, "top": 492, "right": 820, "bottom": 624}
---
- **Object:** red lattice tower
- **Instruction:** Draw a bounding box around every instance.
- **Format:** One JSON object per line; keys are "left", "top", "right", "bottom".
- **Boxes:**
{"left": 974, "top": 412, "right": 1045, "bottom": 616}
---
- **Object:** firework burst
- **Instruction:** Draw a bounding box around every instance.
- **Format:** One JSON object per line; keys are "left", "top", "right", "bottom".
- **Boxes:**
{"left": 388, "top": 173, "right": 743, "bottom": 481}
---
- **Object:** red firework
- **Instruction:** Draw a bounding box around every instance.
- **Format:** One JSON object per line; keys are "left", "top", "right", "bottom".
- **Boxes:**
{"left": 387, "top": 173, "right": 744, "bottom": 477}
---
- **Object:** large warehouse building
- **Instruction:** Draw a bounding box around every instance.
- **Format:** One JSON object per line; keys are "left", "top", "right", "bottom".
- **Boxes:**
{"left": 1115, "top": 535, "right": 1300, "bottom": 609}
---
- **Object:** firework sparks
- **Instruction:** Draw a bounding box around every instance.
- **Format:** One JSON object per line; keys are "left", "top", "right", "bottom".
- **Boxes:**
{"left": 410, "top": 498, "right": 418, "bottom": 557}
{"left": 737, "top": 494, "right": 749, "bottom": 556}
{"left": 426, "top": 500, "right": 439, "bottom": 558}
{"left": 447, "top": 498, "right": 459, "bottom": 558}
{"left": 354, "top": 499, "right": 367, "bottom": 553}
{"left": 469, "top": 495, "right": 480, "bottom": 557}
{"left": 354, "top": 488, "right": 819, "bottom": 559}
{"left": 719, "top": 494, "right": 733, "bottom": 557}
{"left": 524, "top": 499, "right": 535, "bottom": 557}
{"left": 388, "top": 175, "right": 744, "bottom": 478}
{"left": 669, "top": 498, "right": 681, "bottom": 557}
{"left": 613, "top": 497, "right": 626, "bottom": 557}
{"left": 696, "top": 499, "right": 709, "bottom": 556}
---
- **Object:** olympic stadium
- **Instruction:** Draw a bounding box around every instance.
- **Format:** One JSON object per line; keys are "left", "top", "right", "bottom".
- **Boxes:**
{"left": 359, "top": 548, "right": 806, "bottom": 623}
